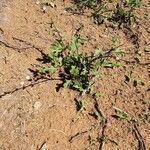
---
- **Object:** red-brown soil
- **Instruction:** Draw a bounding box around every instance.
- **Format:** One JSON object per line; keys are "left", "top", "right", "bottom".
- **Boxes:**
{"left": 0, "top": 0, "right": 150, "bottom": 150}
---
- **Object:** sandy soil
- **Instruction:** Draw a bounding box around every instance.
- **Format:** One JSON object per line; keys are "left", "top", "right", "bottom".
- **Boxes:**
{"left": 0, "top": 0, "right": 150, "bottom": 150}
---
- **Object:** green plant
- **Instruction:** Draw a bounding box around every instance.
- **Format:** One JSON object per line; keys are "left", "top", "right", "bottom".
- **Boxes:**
{"left": 37, "top": 35, "right": 107, "bottom": 93}
{"left": 125, "top": 71, "right": 133, "bottom": 82}
{"left": 125, "top": 0, "right": 141, "bottom": 7}
{"left": 92, "top": 4, "right": 111, "bottom": 25}
{"left": 39, "top": 0, "right": 56, "bottom": 8}
{"left": 73, "top": 0, "right": 101, "bottom": 9}
{"left": 37, "top": 34, "right": 123, "bottom": 93}
{"left": 93, "top": 92, "right": 103, "bottom": 98}
{"left": 113, "top": 107, "right": 129, "bottom": 120}
{"left": 133, "top": 80, "right": 145, "bottom": 86}
{"left": 78, "top": 100, "right": 86, "bottom": 112}
{"left": 94, "top": 110, "right": 102, "bottom": 120}
{"left": 111, "top": 5, "right": 136, "bottom": 28}
{"left": 67, "top": 0, "right": 139, "bottom": 33}
{"left": 104, "top": 61, "right": 121, "bottom": 68}
{"left": 100, "top": 136, "right": 118, "bottom": 146}
{"left": 144, "top": 47, "right": 150, "bottom": 53}
{"left": 111, "top": 36, "right": 125, "bottom": 55}
{"left": 38, "top": 39, "right": 66, "bottom": 74}
{"left": 66, "top": 0, "right": 102, "bottom": 15}
{"left": 41, "top": 0, "right": 55, "bottom": 5}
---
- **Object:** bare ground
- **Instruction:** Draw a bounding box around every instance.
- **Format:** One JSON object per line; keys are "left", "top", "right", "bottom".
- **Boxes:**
{"left": 0, "top": 0, "right": 150, "bottom": 150}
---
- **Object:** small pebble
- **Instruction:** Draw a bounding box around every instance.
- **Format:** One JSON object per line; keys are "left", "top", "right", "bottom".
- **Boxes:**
{"left": 43, "top": 6, "right": 47, "bottom": 11}
{"left": 116, "top": 57, "right": 120, "bottom": 60}
{"left": 34, "top": 101, "right": 42, "bottom": 110}
{"left": 2, "top": 94, "right": 12, "bottom": 100}
{"left": 50, "top": 2, "right": 55, "bottom": 8}
{"left": 36, "top": 0, "right": 40, "bottom": 5}
{"left": 20, "top": 81, "right": 25, "bottom": 86}
{"left": 26, "top": 75, "right": 31, "bottom": 80}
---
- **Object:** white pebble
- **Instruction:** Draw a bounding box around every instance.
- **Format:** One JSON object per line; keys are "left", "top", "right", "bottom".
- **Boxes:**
{"left": 116, "top": 57, "right": 120, "bottom": 60}
{"left": 50, "top": 2, "right": 55, "bottom": 8}
{"left": 20, "top": 81, "right": 25, "bottom": 86}
{"left": 36, "top": 1, "right": 40, "bottom": 5}
{"left": 34, "top": 101, "right": 42, "bottom": 110}
{"left": 26, "top": 75, "right": 31, "bottom": 80}
{"left": 43, "top": 6, "right": 47, "bottom": 11}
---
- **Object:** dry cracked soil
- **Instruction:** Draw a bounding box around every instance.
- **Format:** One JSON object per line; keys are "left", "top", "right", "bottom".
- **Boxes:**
{"left": 0, "top": 0, "right": 150, "bottom": 150}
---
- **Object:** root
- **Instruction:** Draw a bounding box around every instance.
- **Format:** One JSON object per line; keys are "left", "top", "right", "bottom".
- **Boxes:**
{"left": 0, "top": 77, "right": 61, "bottom": 98}
{"left": 132, "top": 124, "right": 146, "bottom": 150}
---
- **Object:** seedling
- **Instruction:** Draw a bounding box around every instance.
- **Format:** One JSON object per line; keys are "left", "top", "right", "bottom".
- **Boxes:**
{"left": 66, "top": 0, "right": 139, "bottom": 36}
{"left": 104, "top": 61, "right": 121, "bottom": 68}
{"left": 144, "top": 47, "right": 150, "bottom": 53}
{"left": 139, "top": 112, "right": 150, "bottom": 123}
{"left": 41, "top": 0, "right": 55, "bottom": 6}
{"left": 92, "top": 4, "right": 111, "bottom": 25}
{"left": 143, "top": 113, "right": 150, "bottom": 123}
{"left": 111, "top": 5, "right": 136, "bottom": 29}
{"left": 38, "top": 39, "right": 66, "bottom": 74}
{"left": 66, "top": 0, "right": 101, "bottom": 14}
{"left": 133, "top": 80, "right": 145, "bottom": 86}
{"left": 78, "top": 100, "right": 86, "bottom": 112}
{"left": 113, "top": 107, "right": 129, "bottom": 120}
{"left": 88, "top": 135, "right": 97, "bottom": 145}
{"left": 93, "top": 92, "right": 103, "bottom": 98}
{"left": 111, "top": 36, "right": 125, "bottom": 55}
{"left": 125, "top": 0, "right": 141, "bottom": 8}
{"left": 94, "top": 110, "right": 102, "bottom": 120}
{"left": 38, "top": 66, "right": 56, "bottom": 74}
{"left": 100, "top": 136, "right": 118, "bottom": 146}
{"left": 125, "top": 71, "right": 133, "bottom": 82}
{"left": 114, "top": 48, "right": 125, "bottom": 55}
{"left": 111, "top": 36, "right": 118, "bottom": 49}
{"left": 73, "top": 0, "right": 101, "bottom": 9}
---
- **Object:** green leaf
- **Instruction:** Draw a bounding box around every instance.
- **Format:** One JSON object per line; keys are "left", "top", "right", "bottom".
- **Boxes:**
{"left": 105, "top": 62, "right": 121, "bottom": 68}
{"left": 133, "top": 80, "right": 145, "bottom": 86}
{"left": 63, "top": 80, "right": 72, "bottom": 88}
{"left": 69, "top": 35, "right": 85, "bottom": 53}
{"left": 50, "top": 39, "right": 65, "bottom": 56}
{"left": 73, "top": 83, "right": 84, "bottom": 92}
{"left": 113, "top": 107, "right": 129, "bottom": 120}
{"left": 112, "top": 36, "right": 118, "bottom": 48}
{"left": 94, "top": 48, "right": 104, "bottom": 56}
{"left": 94, "top": 111, "right": 102, "bottom": 120}
{"left": 114, "top": 48, "right": 125, "bottom": 55}
{"left": 126, "top": 0, "right": 141, "bottom": 7}
{"left": 125, "top": 71, "right": 132, "bottom": 82}
{"left": 70, "top": 36, "right": 79, "bottom": 51}
{"left": 144, "top": 47, "right": 150, "bottom": 52}
{"left": 70, "top": 66, "right": 79, "bottom": 76}
{"left": 78, "top": 100, "right": 86, "bottom": 111}
{"left": 94, "top": 92, "right": 103, "bottom": 98}
{"left": 38, "top": 66, "right": 56, "bottom": 74}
